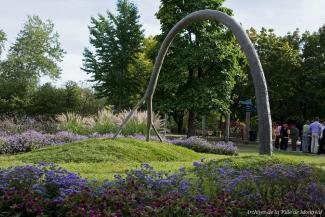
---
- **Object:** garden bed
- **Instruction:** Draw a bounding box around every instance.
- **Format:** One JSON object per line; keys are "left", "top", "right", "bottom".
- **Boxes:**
{"left": 0, "top": 158, "right": 324, "bottom": 216}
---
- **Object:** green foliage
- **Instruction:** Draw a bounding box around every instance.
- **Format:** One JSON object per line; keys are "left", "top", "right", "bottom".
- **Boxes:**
{"left": 298, "top": 26, "right": 325, "bottom": 119}
{"left": 154, "top": 0, "right": 243, "bottom": 135}
{"left": 82, "top": 0, "right": 145, "bottom": 111}
{"left": 0, "top": 29, "right": 6, "bottom": 56}
{"left": 3, "top": 15, "right": 65, "bottom": 81}
{"left": 30, "top": 83, "right": 66, "bottom": 115}
{"left": 247, "top": 28, "right": 301, "bottom": 121}
{"left": 0, "top": 16, "right": 65, "bottom": 113}
{"left": 241, "top": 27, "right": 325, "bottom": 121}
{"left": 29, "top": 82, "right": 104, "bottom": 116}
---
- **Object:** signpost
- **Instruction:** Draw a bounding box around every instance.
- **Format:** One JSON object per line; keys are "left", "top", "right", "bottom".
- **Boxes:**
{"left": 239, "top": 99, "right": 256, "bottom": 142}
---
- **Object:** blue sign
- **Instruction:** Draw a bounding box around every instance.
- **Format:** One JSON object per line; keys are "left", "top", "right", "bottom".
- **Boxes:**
{"left": 246, "top": 105, "right": 257, "bottom": 113}
{"left": 239, "top": 99, "right": 252, "bottom": 106}
{"left": 240, "top": 99, "right": 256, "bottom": 113}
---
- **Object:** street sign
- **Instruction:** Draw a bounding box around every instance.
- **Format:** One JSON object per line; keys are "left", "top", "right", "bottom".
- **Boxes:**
{"left": 239, "top": 99, "right": 252, "bottom": 105}
{"left": 240, "top": 99, "right": 256, "bottom": 113}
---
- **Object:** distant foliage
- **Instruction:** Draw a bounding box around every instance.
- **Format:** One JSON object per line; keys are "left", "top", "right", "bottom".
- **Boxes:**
{"left": 242, "top": 26, "right": 325, "bottom": 121}
{"left": 0, "top": 29, "right": 6, "bottom": 56}
{"left": 0, "top": 16, "right": 65, "bottom": 113}
{"left": 0, "top": 81, "right": 104, "bottom": 115}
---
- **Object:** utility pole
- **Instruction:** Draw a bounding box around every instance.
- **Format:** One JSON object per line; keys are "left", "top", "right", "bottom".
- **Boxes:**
{"left": 202, "top": 115, "right": 206, "bottom": 137}
{"left": 225, "top": 112, "right": 230, "bottom": 142}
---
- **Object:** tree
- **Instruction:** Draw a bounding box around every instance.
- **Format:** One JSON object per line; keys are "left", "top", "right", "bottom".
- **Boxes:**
{"left": 247, "top": 28, "right": 301, "bottom": 121}
{"left": 3, "top": 16, "right": 65, "bottom": 82}
{"left": 0, "top": 29, "right": 6, "bottom": 57}
{"left": 154, "top": 0, "right": 242, "bottom": 136}
{"left": 0, "top": 15, "right": 65, "bottom": 113}
{"left": 245, "top": 26, "right": 325, "bottom": 122}
{"left": 299, "top": 26, "right": 325, "bottom": 119}
{"left": 82, "top": 0, "right": 144, "bottom": 111}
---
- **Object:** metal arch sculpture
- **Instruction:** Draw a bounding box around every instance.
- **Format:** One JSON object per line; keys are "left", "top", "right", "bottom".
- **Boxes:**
{"left": 114, "top": 9, "right": 273, "bottom": 155}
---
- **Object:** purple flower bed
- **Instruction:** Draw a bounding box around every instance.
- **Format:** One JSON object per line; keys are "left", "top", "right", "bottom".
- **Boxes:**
{"left": 169, "top": 137, "right": 238, "bottom": 156}
{"left": 1, "top": 131, "right": 237, "bottom": 156}
{"left": 0, "top": 115, "right": 57, "bottom": 134}
{"left": 0, "top": 130, "right": 87, "bottom": 154}
{"left": 0, "top": 161, "right": 324, "bottom": 216}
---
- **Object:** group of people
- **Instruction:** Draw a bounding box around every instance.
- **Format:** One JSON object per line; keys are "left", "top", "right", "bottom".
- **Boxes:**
{"left": 274, "top": 117, "right": 325, "bottom": 154}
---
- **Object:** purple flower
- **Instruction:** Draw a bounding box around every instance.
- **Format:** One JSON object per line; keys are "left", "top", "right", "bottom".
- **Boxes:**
{"left": 195, "top": 194, "right": 208, "bottom": 203}
{"left": 193, "top": 162, "right": 202, "bottom": 167}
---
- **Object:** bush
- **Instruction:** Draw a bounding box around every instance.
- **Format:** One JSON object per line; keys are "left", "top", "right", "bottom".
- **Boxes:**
{"left": 0, "top": 162, "right": 324, "bottom": 216}
{"left": 56, "top": 112, "right": 91, "bottom": 135}
{"left": 170, "top": 137, "right": 238, "bottom": 156}
{"left": 92, "top": 108, "right": 117, "bottom": 134}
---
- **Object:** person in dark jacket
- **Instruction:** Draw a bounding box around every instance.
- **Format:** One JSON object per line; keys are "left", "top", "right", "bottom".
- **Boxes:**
{"left": 280, "top": 124, "right": 289, "bottom": 150}
{"left": 290, "top": 124, "right": 299, "bottom": 151}
{"left": 319, "top": 126, "right": 325, "bottom": 154}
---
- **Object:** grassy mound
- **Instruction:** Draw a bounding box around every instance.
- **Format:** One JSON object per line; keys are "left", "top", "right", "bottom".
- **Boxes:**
{"left": 13, "top": 138, "right": 203, "bottom": 163}
{"left": 1, "top": 139, "right": 324, "bottom": 181}
{"left": 0, "top": 138, "right": 223, "bottom": 179}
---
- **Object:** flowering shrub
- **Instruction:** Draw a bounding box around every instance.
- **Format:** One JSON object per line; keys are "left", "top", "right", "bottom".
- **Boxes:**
{"left": 170, "top": 137, "right": 238, "bottom": 156}
{"left": 0, "top": 161, "right": 324, "bottom": 216}
{"left": 0, "top": 130, "right": 87, "bottom": 154}
{"left": 193, "top": 160, "right": 325, "bottom": 212}
{"left": 0, "top": 115, "right": 57, "bottom": 135}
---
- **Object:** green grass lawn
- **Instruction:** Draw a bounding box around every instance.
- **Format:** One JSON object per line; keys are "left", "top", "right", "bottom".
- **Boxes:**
{"left": 0, "top": 138, "right": 324, "bottom": 181}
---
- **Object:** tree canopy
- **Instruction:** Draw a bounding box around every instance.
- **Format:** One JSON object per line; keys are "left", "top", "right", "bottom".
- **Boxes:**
{"left": 154, "top": 0, "right": 243, "bottom": 135}
{"left": 0, "top": 15, "right": 65, "bottom": 113}
{"left": 0, "top": 30, "right": 6, "bottom": 57}
{"left": 235, "top": 26, "right": 325, "bottom": 123}
{"left": 82, "top": 0, "right": 145, "bottom": 112}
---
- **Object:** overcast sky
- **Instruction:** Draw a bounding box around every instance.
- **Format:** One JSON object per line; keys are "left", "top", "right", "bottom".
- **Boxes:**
{"left": 1, "top": 0, "right": 325, "bottom": 86}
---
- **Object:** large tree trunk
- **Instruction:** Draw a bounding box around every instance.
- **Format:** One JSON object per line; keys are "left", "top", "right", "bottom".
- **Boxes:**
{"left": 187, "top": 110, "right": 196, "bottom": 137}
{"left": 172, "top": 112, "right": 184, "bottom": 134}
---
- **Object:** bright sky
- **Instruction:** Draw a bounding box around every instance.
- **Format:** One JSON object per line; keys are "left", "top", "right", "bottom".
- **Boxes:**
{"left": 1, "top": 0, "right": 324, "bottom": 86}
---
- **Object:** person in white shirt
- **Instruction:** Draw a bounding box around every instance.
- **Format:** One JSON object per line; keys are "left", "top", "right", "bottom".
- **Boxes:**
{"left": 309, "top": 117, "right": 323, "bottom": 154}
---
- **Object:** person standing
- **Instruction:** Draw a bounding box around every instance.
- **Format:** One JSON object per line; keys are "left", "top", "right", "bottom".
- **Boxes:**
{"left": 301, "top": 121, "right": 310, "bottom": 153}
{"left": 319, "top": 121, "right": 325, "bottom": 154}
{"left": 280, "top": 124, "right": 289, "bottom": 150}
{"left": 274, "top": 123, "right": 282, "bottom": 149}
{"left": 290, "top": 124, "right": 299, "bottom": 151}
{"left": 309, "top": 117, "right": 323, "bottom": 154}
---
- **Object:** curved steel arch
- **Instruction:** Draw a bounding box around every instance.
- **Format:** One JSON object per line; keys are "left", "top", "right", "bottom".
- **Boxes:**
{"left": 114, "top": 9, "right": 273, "bottom": 155}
